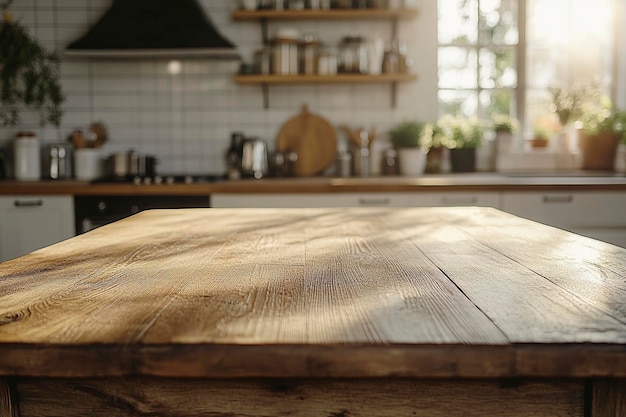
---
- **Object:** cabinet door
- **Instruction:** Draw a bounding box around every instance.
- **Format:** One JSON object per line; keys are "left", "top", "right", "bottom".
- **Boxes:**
{"left": 502, "top": 192, "right": 626, "bottom": 247}
{"left": 212, "top": 192, "right": 501, "bottom": 209}
{"left": 0, "top": 196, "right": 75, "bottom": 262}
{"left": 211, "top": 193, "right": 419, "bottom": 208}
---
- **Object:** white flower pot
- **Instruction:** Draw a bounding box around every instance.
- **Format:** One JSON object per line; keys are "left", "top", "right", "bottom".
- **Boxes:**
{"left": 397, "top": 147, "right": 427, "bottom": 176}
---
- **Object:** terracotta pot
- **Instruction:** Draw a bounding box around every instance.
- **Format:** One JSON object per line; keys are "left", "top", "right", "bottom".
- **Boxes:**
{"left": 577, "top": 130, "right": 620, "bottom": 171}
{"left": 530, "top": 137, "right": 549, "bottom": 148}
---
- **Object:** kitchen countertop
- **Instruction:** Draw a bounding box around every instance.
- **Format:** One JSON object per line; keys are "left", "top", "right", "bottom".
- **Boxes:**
{"left": 0, "top": 207, "right": 625, "bottom": 416}
{"left": 1, "top": 172, "right": 626, "bottom": 195}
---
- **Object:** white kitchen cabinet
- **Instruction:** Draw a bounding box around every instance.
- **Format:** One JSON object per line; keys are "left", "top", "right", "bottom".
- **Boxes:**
{"left": 211, "top": 192, "right": 501, "bottom": 209}
{"left": 502, "top": 192, "right": 626, "bottom": 247}
{"left": 0, "top": 195, "right": 75, "bottom": 262}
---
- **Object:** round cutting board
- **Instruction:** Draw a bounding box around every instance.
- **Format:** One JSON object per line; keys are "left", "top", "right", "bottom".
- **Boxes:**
{"left": 276, "top": 105, "right": 337, "bottom": 177}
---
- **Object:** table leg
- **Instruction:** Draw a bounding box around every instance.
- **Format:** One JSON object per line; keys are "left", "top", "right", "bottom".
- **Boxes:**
{"left": 0, "top": 379, "right": 18, "bottom": 417}
{"left": 591, "top": 379, "right": 626, "bottom": 417}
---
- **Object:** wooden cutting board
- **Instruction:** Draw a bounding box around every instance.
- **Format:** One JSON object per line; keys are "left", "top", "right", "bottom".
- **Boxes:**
{"left": 276, "top": 105, "right": 337, "bottom": 177}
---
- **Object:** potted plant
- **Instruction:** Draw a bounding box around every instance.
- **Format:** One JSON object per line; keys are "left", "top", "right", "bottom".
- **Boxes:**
{"left": 438, "top": 114, "right": 483, "bottom": 173}
{"left": 530, "top": 126, "right": 550, "bottom": 148}
{"left": 420, "top": 122, "right": 447, "bottom": 173}
{"left": 389, "top": 121, "right": 427, "bottom": 176}
{"left": 0, "top": 0, "right": 64, "bottom": 128}
{"left": 577, "top": 105, "right": 626, "bottom": 171}
{"left": 491, "top": 113, "right": 518, "bottom": 155}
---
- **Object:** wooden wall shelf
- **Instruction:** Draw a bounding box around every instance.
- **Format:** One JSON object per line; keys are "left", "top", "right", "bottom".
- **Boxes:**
{"left": 234, "top": 74, "right": 418, "bottom": 85}
{"left": 232, "top": 9, "right": 419, "bottom": 21}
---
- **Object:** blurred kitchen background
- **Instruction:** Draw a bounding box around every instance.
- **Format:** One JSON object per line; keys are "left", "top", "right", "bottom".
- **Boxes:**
{"left": 0, "top": 0, "right": 624, "bottom": 175}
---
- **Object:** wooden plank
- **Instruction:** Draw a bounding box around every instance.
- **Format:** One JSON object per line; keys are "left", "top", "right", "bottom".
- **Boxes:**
{"left": 0, "top": 210, "right": 231, "bottom": 344}
{"left": 142, "top": 208, "right": 506, "bottom": 345}
{"left": 231, "top": 8, "right": 419, "bottom": 21}
{"left": 450, "top": 210, "right": 626, "bottom": 323}
{"left": 0, "top": 379, "right": 17, "bottom": 417}
{"left": 386, "top": 208, "right": 626, "bottom": 344}
{"left": 234, "top": 74, "right": 417, "bottom": 84}
{"left": 16, "top": 377, "right": 584, "bottom": 417}
{"left": 592, "top": 380, "right": 626, "bottom": 417}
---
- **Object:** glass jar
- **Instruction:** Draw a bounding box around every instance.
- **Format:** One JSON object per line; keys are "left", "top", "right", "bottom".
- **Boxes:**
{"left": 300, "top": 34, "right": 321, "bottom": 75}
{"left": 272, "top": 37, "right": 299, "bottom": 75}
{"left": 254, "top": 47, "right": 271, "bottom": 74}
{"left": 338, "top": 36, "right": 368, "bottom": 74}
{"left": 289, "top": 0, "right": 305, "bottom": 9}
{"left": 317, "top": 47, "right": 338, "bottom": 75}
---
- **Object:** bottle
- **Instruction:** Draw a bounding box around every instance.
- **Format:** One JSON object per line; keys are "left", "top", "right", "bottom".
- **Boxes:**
{"left": 227, "top": 132, "right": 243, "bottom": 180}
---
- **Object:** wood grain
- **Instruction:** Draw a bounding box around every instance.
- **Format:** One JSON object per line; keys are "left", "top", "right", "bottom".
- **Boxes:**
{"left": 592, "top": 380, "right": 626, "bottom": 417}
{"left": 1, "top": 208, "right": 626, "bottom": 379}
{"left": 387, "top": 208, "right": 626, "bottom": 344}
{"left": 0, "top": 379, "right": 17, "bottom": 417}
{"left": 16, "top": 378, "right": 584, "bottom": 417}
{"left": 275, "top": 106, "right": 337, "bottom": 177}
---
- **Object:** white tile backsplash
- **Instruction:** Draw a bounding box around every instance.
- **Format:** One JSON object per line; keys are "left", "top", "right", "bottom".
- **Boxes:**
{"left": 0, "top": 0, "right": 438, "bottom": 175}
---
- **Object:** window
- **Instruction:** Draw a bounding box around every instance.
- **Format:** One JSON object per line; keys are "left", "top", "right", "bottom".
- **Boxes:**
{"left": 438, "top": 0, "right": 616, "bottom": 136}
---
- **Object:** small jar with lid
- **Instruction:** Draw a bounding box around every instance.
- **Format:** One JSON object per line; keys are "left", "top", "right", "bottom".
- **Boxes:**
{"left": 300, "top": 34, "right": 321, "bottom": 75}
{"left": 317, "top": 47, "right": 338, "bottom": 75}
{"left": 271, "top": 29, "right": 300, "bottom": 75}
{"left": 338, "top": 36, "right": 369, "bottom": 74}
{"left": 383, "top": 38, "right": 410, "bottom": 74}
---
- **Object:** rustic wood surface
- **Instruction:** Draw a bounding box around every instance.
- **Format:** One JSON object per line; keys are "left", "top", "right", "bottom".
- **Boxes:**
{"left": 0, "top": 207, "right": 625, "bottom": 379}
{"left": 592, "top": 379, "right": 626, "bottom": 417}
{"left": 16, "top": 378, "right": 583, "bottom": 417}
{"left": 1, "top": 175, "right": 626, "bottom": 196}
{"left": 0, "top": 379, "right": 17, "bottom": 417}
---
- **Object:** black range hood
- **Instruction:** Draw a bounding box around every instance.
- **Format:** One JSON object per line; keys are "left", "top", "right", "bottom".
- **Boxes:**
{"left": 66, "top": 0, "right": 239, "bottom": 59}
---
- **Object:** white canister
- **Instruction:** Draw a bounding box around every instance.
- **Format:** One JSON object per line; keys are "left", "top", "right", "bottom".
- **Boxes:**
{"left": 74, "top": 148, "right": 102, "bottom": 181}
{"left": 14, "top": 133, "right": 41, "bottom": 181}
{"left": 397, "top": 147, "right": 427, "bottom": 176}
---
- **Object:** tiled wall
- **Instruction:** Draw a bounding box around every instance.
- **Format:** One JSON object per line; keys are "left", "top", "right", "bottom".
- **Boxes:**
{"left": 1, "top": 0, "right": 438, "bottom": 174}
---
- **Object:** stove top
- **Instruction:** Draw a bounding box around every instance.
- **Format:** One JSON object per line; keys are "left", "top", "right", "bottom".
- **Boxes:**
{"left": 91, "top": 174, "right": 226, "bottom": 185}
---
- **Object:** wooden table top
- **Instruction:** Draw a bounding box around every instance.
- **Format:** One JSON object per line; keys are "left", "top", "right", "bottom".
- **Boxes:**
{"left": 0, "top": 207, "right": 625, "bottom": 379}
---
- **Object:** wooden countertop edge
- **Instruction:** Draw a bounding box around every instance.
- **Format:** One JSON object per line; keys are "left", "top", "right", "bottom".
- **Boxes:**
{"left": 0, "top": 343, "right": 625, "bottom": 378}
{"left": 1, "top": 177, "right": 626, "bottom": 195}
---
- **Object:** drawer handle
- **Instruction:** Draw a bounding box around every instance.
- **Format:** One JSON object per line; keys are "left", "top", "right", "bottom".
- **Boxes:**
{"left": 442, "top": 196, "right": 478, "bottom": 205}
{"left": 358, "top": 198, "right": 391, "bottom": 206}
{"left": 543, "top": 195, "right": 573, "bottom": 203}
{"left": 14, "top": 199, "right": 44, "bottom": 207}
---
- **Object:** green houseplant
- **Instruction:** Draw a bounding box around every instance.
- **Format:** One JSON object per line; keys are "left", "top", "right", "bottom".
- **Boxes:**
{"left": 389, "top": 121, "right": 427, "bottom": 176}
{"left": 0, "top": 0, "right": 64, "bottom": 127}
{"left": 437, "top": 114, "right": 484, "bottom": 173}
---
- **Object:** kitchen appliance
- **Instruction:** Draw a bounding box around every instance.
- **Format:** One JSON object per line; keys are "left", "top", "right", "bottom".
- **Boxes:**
{"left": 240, "top": 137, "right": 269, "bottom": 179}
{"left": 74, "top": 193, "right": 212, "bottom": 234}
{"left": 65, "top": 0, "right": 239, "bottom": 59}
{"left": 42, "top": 143, "right": 73, "bottom": 180}
{"left": 105, "top": 150, "right": 158, "bottom": 180}
{"left": 0, "top": 146, "right": 6, "bottom": 179}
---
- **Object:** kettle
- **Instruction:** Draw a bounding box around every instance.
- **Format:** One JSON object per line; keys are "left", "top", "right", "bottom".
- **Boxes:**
{"left": 240, "top": 137, "right": 269, "bottom": 179}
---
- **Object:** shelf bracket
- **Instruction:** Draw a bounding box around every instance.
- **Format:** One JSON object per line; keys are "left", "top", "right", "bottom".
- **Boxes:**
{"left": 391, "top": 82, "right": 397, "bottom": 108}
{"left": 261, "top": 18, "right": 269, "bottom": 45}
{"left": 262, "top": 84, "right": 269, "bottom": 109}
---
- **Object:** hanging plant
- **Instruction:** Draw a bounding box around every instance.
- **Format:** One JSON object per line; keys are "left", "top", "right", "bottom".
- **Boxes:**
{"left": 0, "top": 0, "right": 64, "bottom": 127}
